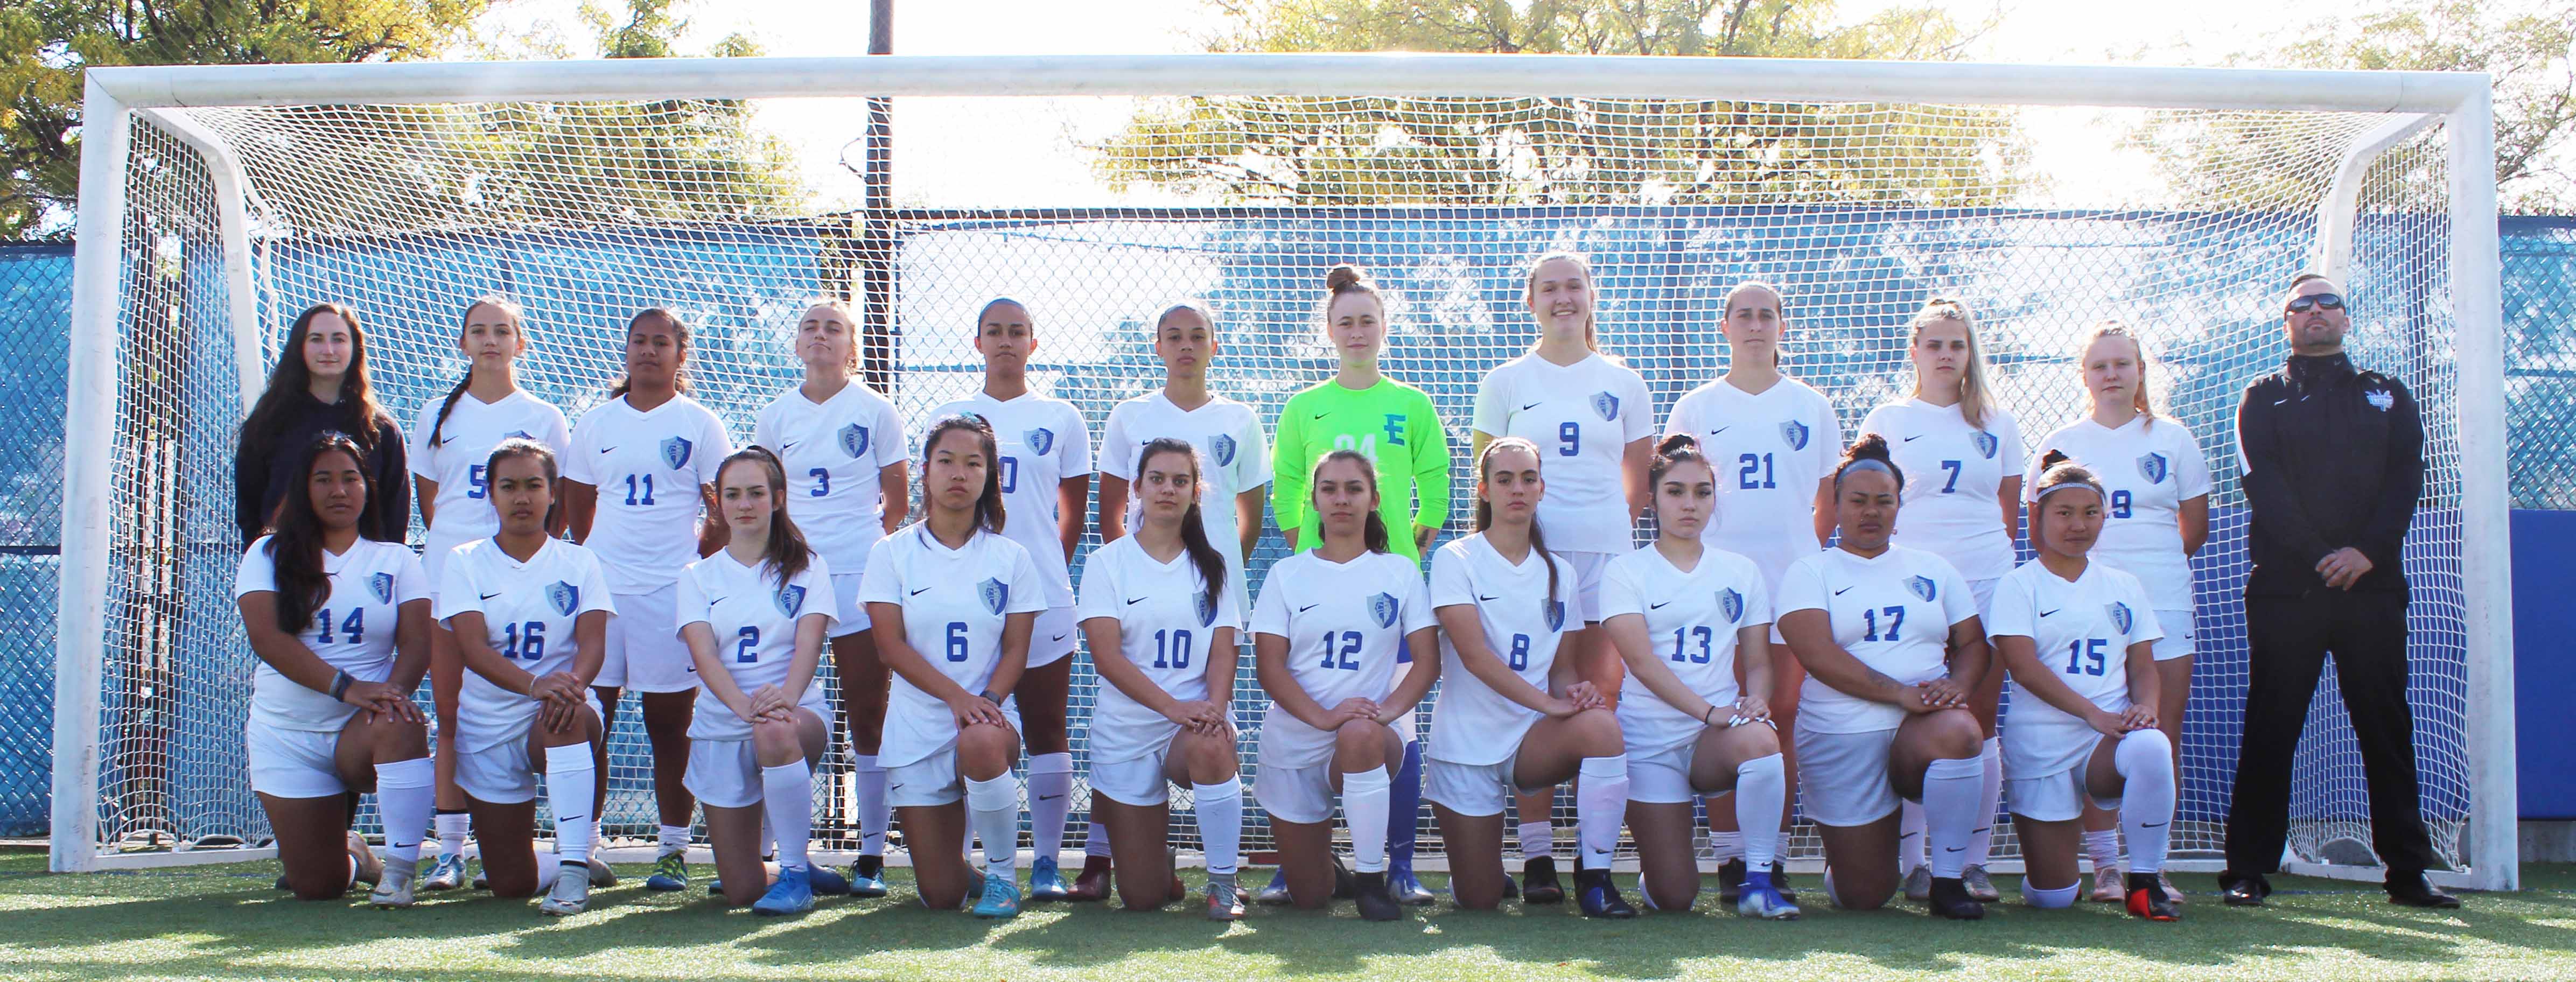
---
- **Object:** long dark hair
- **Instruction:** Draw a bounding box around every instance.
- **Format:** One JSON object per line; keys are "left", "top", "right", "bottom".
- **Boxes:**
{"left": 429, "top": 296, "right": 525, "bottom": 448}
{"left": 240, "top": 303, "right": 390, "bottom": 462}
{"left": 608, "top": 307, "right": 694, "bottom": 399}
{"left": 1310, "top": 448, "right": 1390, "bottom": 554}
{"left": 1136, "top": 438, "right": 1227, "bottom": 613}
{"left": 718, "top": 446, "right": 814, "bottom": 585}
{"left": 923, "top": 415, "right": 1008, "bottom": 535}
{"left": 1472, "top": 436, "right": 1559, "bottom": 620}
{"left": 1647, "top": 433, "right": 1713, "bottom": 534}
{"left": 265, "top": 431, "right": 374, "bottom": 634}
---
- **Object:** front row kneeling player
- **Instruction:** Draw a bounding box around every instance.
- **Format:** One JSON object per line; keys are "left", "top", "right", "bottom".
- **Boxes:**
{"left": 1426, "top": 437, "right": 1633, "bottom": 918}
{"left": 675, "top": 446, "right": 841, "bottom": 916}
{"left": 1076, "top": 438, "right": 1251, "bottom": 920}
{"left": 235, "top": 431, "right": 431, "bottom": 905}
{"left": 1605, "top": 435, "right": 1797, "bottom": 920}
{"left": 1991, "top": 454, "right": 2180, "bottom": 921}
{"left": 435, "top": 438, "right": 618, "bottom": 916}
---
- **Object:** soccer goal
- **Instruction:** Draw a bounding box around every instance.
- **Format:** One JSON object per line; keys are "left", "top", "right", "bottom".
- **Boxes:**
{"left": 53, "top": 54, "right": 2515, "bottom": 890}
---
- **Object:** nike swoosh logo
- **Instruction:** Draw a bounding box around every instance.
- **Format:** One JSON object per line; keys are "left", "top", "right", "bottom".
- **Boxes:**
{"left": 781, "top": 441, "right": 799, "bottom": 452}
{"left": 556, "top": 813, "right": 586, "bottom": 824}
{"left": 2142, "top": 820, "right": 2168, "bottom": 829}
{"left": 1052, "top": 634, "right": 1067, "bottom": 642}
{"left": 2274, "top": 398, "right": 2290, "bottom": 406}
{"left": 480, "top": 592, "right": 502, "bottom": 600}
{"left": 1038, "top": 794, "right": 1063, "bottom": 801}
{"left": 1126, "top": 597, "right": 1149, "bottom": 606}
{"left": 1944, "top": 846, "right": 1967, "bottom": 852}
{"left": 1902, "top": 435, "right": 1921, "bottom": 442}
{"left": 1311, "top": 412, "right": 1330, "bottom": 421}
{"left": 1711, "top": 426, "right": 1730, "bottom": 435}
{"left": 911, "top": 586, "right": 933, "bottom": 596}
{"left": 711, "top": 597, "right": 728, "bottom": 606}
{"left": 888, "top": 783, "right": 903, "bottom": 790}
{"left": 1478, "top": 594, "right": 1500, "bottom": 602}
{"left": 2040, "top": 608, "right": 2060, "bottom": 617}
{"left": 1521, "top": 402, "right": 1543, "bottom": 411}
{"left": 1649, "top": 600, "right": 1672, "bottom": 609}
{"left": 1298, "top": 604, "right": 1318, "bottom": 613}
{"left": 599, "top": 446, "right": 616, "bottom": 454}
{"left": 1833, "top": 586, "right": 1853, "bottom": 596}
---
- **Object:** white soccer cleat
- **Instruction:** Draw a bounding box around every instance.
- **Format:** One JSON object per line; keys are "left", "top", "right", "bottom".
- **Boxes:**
{"left": 2089, "top": 871, "right": 2127, "bottom": 903}
{"left": 369, "top": 864, "right": 418, "bottom": 908}
{"left": 537, "top": 865, "right": 591, "bottom": 916}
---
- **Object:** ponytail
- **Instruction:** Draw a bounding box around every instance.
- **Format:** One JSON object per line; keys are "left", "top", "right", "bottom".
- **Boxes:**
{"left": 2083, "top": 321, "right": 2160, "bottom": 431}
{"left": 1473, "top": 436, "right": 1558, "bottom": 618}
{"left": 435, "top": 296, "right": 527, "bottom": 446}
{"left": 426, "top": 371, "right": 471, "bottom": 448}
{"left": 1724, "top": 280, "right": 1788, "bottom": 368}
{"left": 719, "top": 446, "right": 813, "bottom": 585}
{"left": 1138, "top": 438, "right": 1228, "bottom": 614}
{"left": 2028, "top": 450, "right": 2108, "bottom": 555}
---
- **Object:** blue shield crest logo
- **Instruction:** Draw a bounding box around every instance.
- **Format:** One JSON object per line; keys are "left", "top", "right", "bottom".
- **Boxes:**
{"left": 660, "top": 435, "right": 694, "bottom": 471}
{"left": 1024, "top": 427, "right": 1055, "bottom": 457}
{"left": 1369, "top": 592, "right": 1400, "bottom": 629}
{"left": 839, "top": 423, "right": 871, "bottom": 459}
{"left": 1972, "top": 430, "right": 1999, "bottom": 460}
{"left": 1209, "top": 433, "right": 1237, "bottom": 467}
{"left": 1545, "top": 600, "right": 1567, "bottom": 632}
{"left": 2108, "top": 602, "right": 2134, "bottom": 635}
{"left": 1779, "top": 420, "right": 1810, "bottom": 451}
{"left": 368, "top": 571, "right": 396, "bottom": 605}
{"left": 1195, "top": 592, "right": 1220, "bottom": 629}
{"left": 978, "top": 578, "right": 1009, "bottom": 615}
{"left": 2137, "top": 452, "right": 2169, "bottom": 485}
{"left": 776, "top": 584, "right": 807, "bottom": 618}
{"left": 1719, "top": 587, "right": 1745, "bottom": 624}
{"left": 547, "top": 581, "right": 579, "bottom": 617}
{"left": 1591, "top": 391, "right": 1620, "bottom": 422}
{"left": 1905, "top": 576, "right": 1937, "bottom": 603}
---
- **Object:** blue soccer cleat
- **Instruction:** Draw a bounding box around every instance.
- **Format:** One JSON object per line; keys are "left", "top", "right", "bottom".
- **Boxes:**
{"left": 752, "top": 865, "right": 815, "bottom": 915}
{"left": 846, "top": 854, "right": 890, "bottom": 899}
{"left": 1738, "top": 881, "right": 1802, "bottom": 920}
{"left": 1254, "top": 867, "right": 1292, "bottom": 905}
{"left": 1028, "top": 856, "right": 1069, "bottom": 901}
{"left": 972, "top": 871, "right": 1022, "bottom": 918}
{"left": 645, "top": 850, "right": 689, "bottom": 892}
{"left": 807, "top": 865, "right": 850, "bottom": 896}
{"left": 1574, "top": 869, "right": 1638, "bottom": 918}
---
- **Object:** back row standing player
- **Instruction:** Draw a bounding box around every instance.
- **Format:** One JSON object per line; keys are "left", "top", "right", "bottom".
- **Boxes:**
{"left": 757, "top": 300, "right": 911, "bottom": 896}
{"left": 929, "top": 298, "right": 1096, "bottom": 901}
{"left": 1468, "top": 252, "right": 1652, "bottom": 902}
{"left": 1662, "top": 280, "right": 1840, "bottom": 903}
{"left": 1857, "top": 299, "right": 2022, "bottom": 903}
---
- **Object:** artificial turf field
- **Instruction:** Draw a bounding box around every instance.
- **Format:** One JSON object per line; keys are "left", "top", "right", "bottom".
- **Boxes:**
{"left": 4, "top": 851, "right": 2573, "bottom": 981}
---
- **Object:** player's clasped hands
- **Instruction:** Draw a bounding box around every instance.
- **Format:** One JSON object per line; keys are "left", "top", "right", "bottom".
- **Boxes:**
{"left": 341, "top": 679, "right": 425, "bottom": 725}
{"left": 1904, "top": 678, "right": 1969, "bottom": 713}
{"left": 2089, "top": 704, "right": 2158, "bottom": 738}
{"left": 947, "top": 690, "right": 1009, "bottom": 729}
{"left": 745, "top": 684, "right": 793, "bottom": 723}
{"left": 530, "top": 671, "right": 587, "bottom": 732}
{"left": 1160, "top": 698, "right": 1229, "bottom": 734}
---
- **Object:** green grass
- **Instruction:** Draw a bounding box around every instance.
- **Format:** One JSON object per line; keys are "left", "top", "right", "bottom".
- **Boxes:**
{"left": 4, "top": 850, "right": 2574, "bottom": 981}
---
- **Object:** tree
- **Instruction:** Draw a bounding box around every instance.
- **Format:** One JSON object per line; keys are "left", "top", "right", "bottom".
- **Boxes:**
{"left": 1095, "top": 0, "right": 2028, "bottom": 206}
{"left": 2129, "top": 1, "right": 2575, "bottom": 214}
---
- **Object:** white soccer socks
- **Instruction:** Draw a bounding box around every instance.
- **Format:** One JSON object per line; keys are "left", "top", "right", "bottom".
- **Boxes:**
{"left": 657, "top": 824, "right": 690, "bottom": 854}
{"left": 1194, "top": 780, "right": 1244, "bottom": 876}
{"left": 1735, "top": 753, "right": 1787, "bottom": 872}
{"left": 375, "top": 757, "right": 435, "bottom": 868}
{"left": 850, "top": 752, "right": 890, "bottom": 857}
{"left": 544, "top": 743, "right": 598, "bottom": 866}
{"left": 1574, "top": 755, "right": 1629, "bottom": 872}
{"left": 435, "top": 810, "right": 470, "bottom": 859}
{"left": 761, "top": 760, "right": 815, "bottom": 871}
{"left": 1921, "top": 755, "right": 1984, "bottom": 879}
{"left": 1968, "top": 736, "right": 2003, "bottom": 867}
{"left": 1342, "top": 766, "right": 1394, "bottom": 874}
{"left": 2085, "top": 829, "right": 2122, "bottom": 876}
{"left": 1086, "top": 820, "right": 1114, "bottom": 859}
{"left": 1518, "top": 819, "right": 1554, "bottom": 862}
{"left": 965, "top": 771, "right": 1022, "bottom": 878}
{"left": 1027, "top": 752, "right": 1074, "bottom": 868}
{"left": 1897, "top": 800, "right": 1927, "bottom": 875}
{"left": 2113, "top": 728, "right": 2176, "bottom": 875}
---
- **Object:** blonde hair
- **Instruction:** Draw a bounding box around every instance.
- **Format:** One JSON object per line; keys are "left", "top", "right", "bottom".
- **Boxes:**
{"left": 2081, "top": 320, "right": 2159, "bottom": 431}
{"left": 1907, "top": 298, "right": 1996, "bottom": 429}
{"left": 1525, "top": 251, "right": 1600, "bottom": 352}
{"left": 1723, "top": 280, "right": 1786, "bottom": 367}
{"left": 796, "top": 298, "right": 861, "bottom": 372}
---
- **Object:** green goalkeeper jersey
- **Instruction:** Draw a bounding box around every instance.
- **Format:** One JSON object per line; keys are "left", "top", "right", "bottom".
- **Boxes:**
{"left": 1270, "top": 376, "right": 1452, "bottom": 561}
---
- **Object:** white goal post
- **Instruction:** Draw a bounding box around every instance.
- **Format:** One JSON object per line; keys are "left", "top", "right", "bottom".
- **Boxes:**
{"left": 54, "top": 53, "right": 2515, "bottom": 890}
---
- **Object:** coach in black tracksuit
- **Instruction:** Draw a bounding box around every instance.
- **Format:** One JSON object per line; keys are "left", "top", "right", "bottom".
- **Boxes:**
{"left": 2218, "top": 273, "right": 2458, "bottom": 909}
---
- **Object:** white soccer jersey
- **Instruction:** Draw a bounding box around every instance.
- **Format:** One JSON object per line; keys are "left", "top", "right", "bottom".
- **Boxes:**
{"left": 434, "top": 537, "right": 617, "bottom": 751}
{"left": 1988, "top": 559, "right": 2164, "bottom": 778}
{"left": 927, "top": 391, "right": 1094, "bottom": 608}
{"left": 1098, "top": 391, "right": 1271, "bottom": 593}
{"left": 1073, "top": 535, "right": 1249, "bottom": 764}
{"left": 755, "top": 381, "right": 909, "bottom": 573}
{"left": 1664, "top": 376, "right": 1842, "bottom": 586}
{"left": 1249, "top": 549, "right": 1436, "bottom": 770}
{"left": 1776, "top": 545, "right": 1979, "bottom": 734}
{"left": 674, "top": 551, "right": 839, "bottom": 742}
{"left": 2023, "top": 416, "right": 2213, "bottom": 612}
{"left": 1425, "top": 535, "right": 1579, "bottom": 766}
{"left": 1857, "top": 399, "right": 2025, "bottom": 583}
{"left": 564, "top": 394, "right": 733, "bottom": 594}
{"left": 1599, "top": 543, "right": 1773, "bottom": 753}
{"left": 407, "top": 390, "right": 573, "bottom": 562}
{"left": 1470, "top": 353, "right": 1655, "bottom": 554}
{"left": 859, "top": 524, "right": 1047, "bottom": 768}
{"left": 234, "top": 536, "right": 431, "bottom": 732}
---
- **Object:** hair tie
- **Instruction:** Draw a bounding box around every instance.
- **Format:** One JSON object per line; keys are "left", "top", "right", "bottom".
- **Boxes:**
{"left": 1836, "top": 458, "right": 1898, "bottom": 486}
{"left": 2035, "top": 479, "right": 2106, "bottom": 503}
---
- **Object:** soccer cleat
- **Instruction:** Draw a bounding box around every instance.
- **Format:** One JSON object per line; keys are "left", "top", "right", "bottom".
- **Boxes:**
{"left": 752, "top": 865, "right": 815, "bottom": 916}
{"left": 807, "top": 865, "right": 850, "bottom": 896}
{"left": 1768, "top": 862, "right": 1799, "bottom": 904}
{"left": 1255, "top": 867, "right": 1293, "bottom": 905}
{"left": 1574, "top": 869, "right": 1638, "bottom": 919}
{"left": 348, "top": 831, "right": 383, "bottom": 886}
{"left": 421, "top": 853, "right": 468, "bottom": 891}
{"left": 2125, "top": 872, "right": 2179, "bottom": 921}
{"left": 1904, "top": 865, "right": 1935, "bottom": 901}
{"left": 1332, "top": 855, "right": 1357, "bottom": 900}
{"left": 537, "top": 865, "right": 591, "bottom": 916}
{"left": 1028, "top": 856, "right": 1069, "bottom": 901}
{"left": 1520, "top": 855, "right": 1564, "bottom": 904}
{"left": 1714, "top": 858, "right": 1747, "bottom": 903}
{"left": 1206, "top": 874, "right": 1244, "bottom": 922}
{"left": 274, "top": 874, "right": 291, "bottom": 891}
{"left": 2088, "top": 870, "right": 2126, "bottom": 903}
{"left": 1066, "top": 855, "right": 1112, "bottom": 902}
{"left": 1389, "top": 864, "right": 1436, "bottom": 906}
{"left": 1961, "top": 864, "right": 2000, "bottom": 902}
{"left": 2220, "top": 872, "right": 2271, "bottom": 907}
{"left": 1737, "top": 881, "right": 1802, "bottom": 920}
{"left": 1927, "top": 875, "right": 1986, "bottom": 920}
{"left": 472, "top": 867, "right": 489, "bottom": 890}
{"left": 585, "top": 857, "right": 617, "bottom": 888}
{"left": 971, "top": 871, "right": 1022, "bottom": 918}
{"left": 645, "top": 850, "right": 689, "bottom": 892}
{"left": 1353, "top": 871, "right": 1403, "bottom": 922}
{"left": 846, "top": 854, "right": 890, "bottom": 899}
{"left": 369, "top": 864, "right": 418, "bottom": 909}
{"left": 2158, "top": 871, "right": 2186, "bottom": 906}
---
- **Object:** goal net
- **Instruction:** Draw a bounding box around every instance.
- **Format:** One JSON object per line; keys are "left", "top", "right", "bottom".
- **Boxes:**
{"left": 53, "top": 55, "right": 2513, "bottom": 889}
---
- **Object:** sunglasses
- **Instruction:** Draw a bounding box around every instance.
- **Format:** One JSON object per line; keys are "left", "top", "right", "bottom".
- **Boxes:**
{"left": 2286, "top": 293, "right": 2346, "bottom": 314}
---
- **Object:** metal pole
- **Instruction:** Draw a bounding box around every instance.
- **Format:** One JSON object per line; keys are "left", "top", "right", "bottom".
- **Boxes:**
{"left": 859, "top": 0, "right": 897, "bottom": 397}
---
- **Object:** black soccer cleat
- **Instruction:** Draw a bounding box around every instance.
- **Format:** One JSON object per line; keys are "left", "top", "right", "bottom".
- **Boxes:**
{"left": 1574, "top": 868, "right": 1638, "bottom": 919}
{"left": 1715, "top": 858, "right": 1748, "bottom": 904}
{"left": 1520, "top": 855, "right": 1565, "bottom": 904}
{"left": 2220, "top": 871, "right": 2272, "bottom": 907}
{"left": 1353, "top": 871, "right": 1403, "bottom": 922}
{"left": 1927, "top": 875, "right": 1986, "bottom": 920}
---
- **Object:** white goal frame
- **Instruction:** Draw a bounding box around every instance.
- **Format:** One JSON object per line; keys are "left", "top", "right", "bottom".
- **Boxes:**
{"left": 53, "top": 53, "right": 2517, "bottom": 890}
